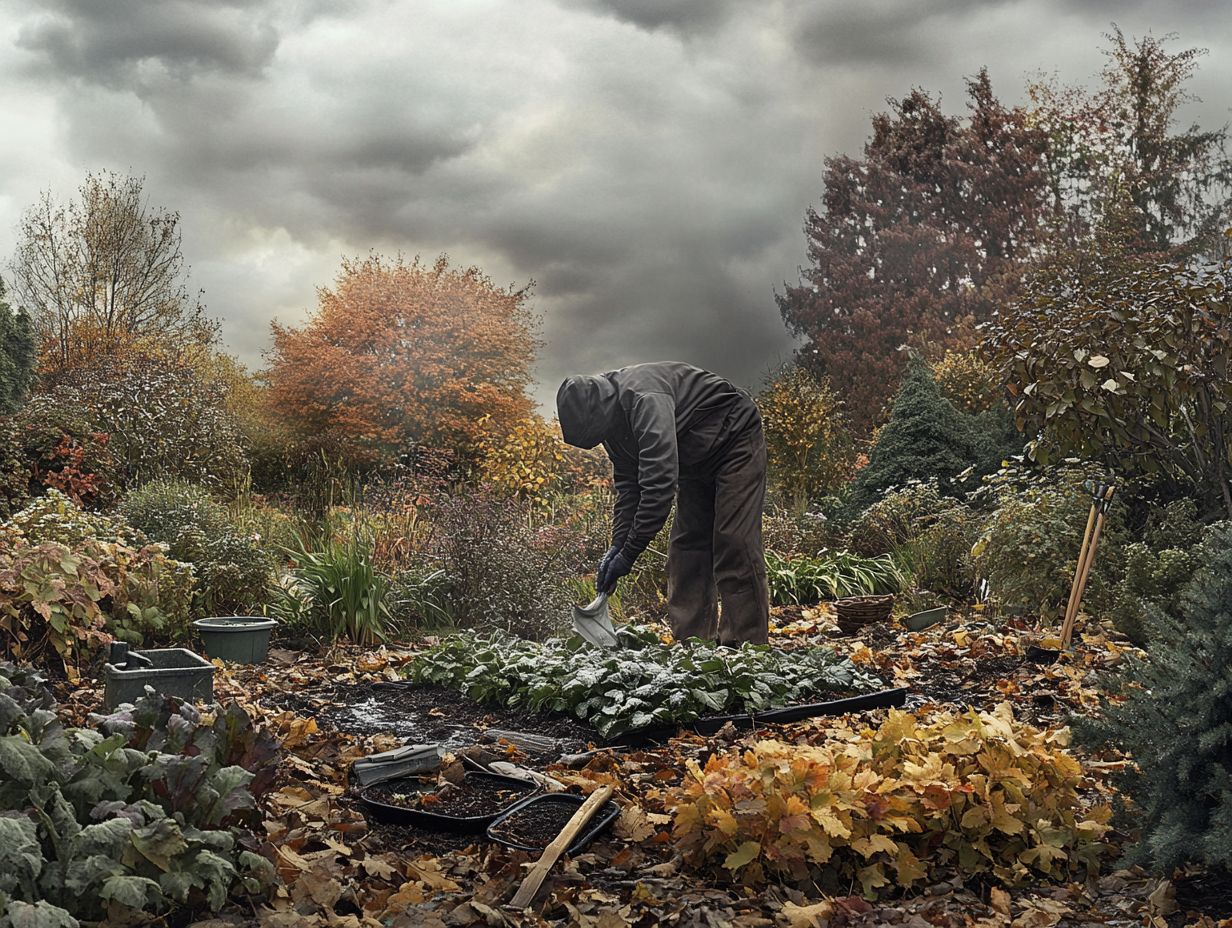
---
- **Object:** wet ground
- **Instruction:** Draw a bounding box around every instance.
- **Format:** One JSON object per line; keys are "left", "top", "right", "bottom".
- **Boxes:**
{"left": 263, "top": 680, "right": 595, "bottom": 752}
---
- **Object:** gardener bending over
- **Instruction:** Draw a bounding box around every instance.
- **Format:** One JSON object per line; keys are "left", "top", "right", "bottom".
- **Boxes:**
{"left": 556, "top": 362, "right": 769, "bottom": 645}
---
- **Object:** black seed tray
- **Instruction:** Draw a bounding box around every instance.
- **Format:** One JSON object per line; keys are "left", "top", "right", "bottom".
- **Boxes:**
{"left": 358, "top": 770, "right": 539, "bottom": 833}
{"left": 486, "top": 792, "right": 621, "bottom": 854}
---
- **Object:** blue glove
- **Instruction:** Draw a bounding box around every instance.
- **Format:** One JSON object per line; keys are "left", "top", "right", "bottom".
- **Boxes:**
{"left": 597, "top": 549, "right": 635, "bottom": 594}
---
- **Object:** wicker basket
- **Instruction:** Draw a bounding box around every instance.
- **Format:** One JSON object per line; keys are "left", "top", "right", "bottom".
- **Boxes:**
{"left": 834, "top": 595, "right": 894, "bottom": 634}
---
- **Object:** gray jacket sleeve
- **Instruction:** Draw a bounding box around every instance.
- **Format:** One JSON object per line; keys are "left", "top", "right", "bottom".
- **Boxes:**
{"left": 620, "top": 392, "right": 678, "bottom": 557}
{"left": 610, "top": 452, "right": 639, "bottom": 547}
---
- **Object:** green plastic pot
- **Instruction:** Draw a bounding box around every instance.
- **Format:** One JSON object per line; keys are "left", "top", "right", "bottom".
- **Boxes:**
{"left": 904, "top": 606, "right": 947, "bottom": 631}
{"left": 193, "top": 616, "right": 278, "bottom": 664}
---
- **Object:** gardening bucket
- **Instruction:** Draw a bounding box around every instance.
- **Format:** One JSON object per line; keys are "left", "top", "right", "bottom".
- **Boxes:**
{"left": 193, "top": 616, "right": 278, "bottom": 664}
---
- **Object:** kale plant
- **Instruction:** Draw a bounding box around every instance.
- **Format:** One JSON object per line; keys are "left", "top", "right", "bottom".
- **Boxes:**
{"left": 0, "top": 663, "right": 277, "bottom": 926}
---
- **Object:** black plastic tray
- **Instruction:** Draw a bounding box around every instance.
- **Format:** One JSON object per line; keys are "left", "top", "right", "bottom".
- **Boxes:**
{"left": 618, "top": 686, "right": 910, "bottom": 745}
{"left": 486, "top": 792, "right": 621, "bottom": 854}
{"left": 358, "top": 771, "right": 539, "bottom": 832}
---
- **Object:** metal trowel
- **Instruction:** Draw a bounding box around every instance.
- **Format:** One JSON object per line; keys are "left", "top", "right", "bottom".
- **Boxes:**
{"left": 572, "top": 591, "right": 620, "bottom": 648}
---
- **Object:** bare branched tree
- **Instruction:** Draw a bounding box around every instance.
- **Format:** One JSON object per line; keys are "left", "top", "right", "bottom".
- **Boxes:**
{"left": 10, "top": 171, "right": 217, "bottom": 371}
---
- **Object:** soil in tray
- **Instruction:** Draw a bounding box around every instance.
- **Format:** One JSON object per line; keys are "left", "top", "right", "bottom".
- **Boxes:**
{"left": 489, "top": 800, "right": 583, "bottom": 849}
{"left": 365, "top": 775, "right": 531, "bottom": 818}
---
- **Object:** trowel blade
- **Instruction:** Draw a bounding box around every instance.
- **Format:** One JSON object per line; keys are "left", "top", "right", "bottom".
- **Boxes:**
{"left": 572, "top": 592, "right": 620, "bottom": 648}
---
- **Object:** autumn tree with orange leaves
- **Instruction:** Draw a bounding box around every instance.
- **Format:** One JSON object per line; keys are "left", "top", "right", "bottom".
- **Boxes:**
{"left": 265, "top": 254, "right": 537, "bottom": 468}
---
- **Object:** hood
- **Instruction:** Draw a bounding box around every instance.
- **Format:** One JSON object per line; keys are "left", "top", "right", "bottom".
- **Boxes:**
{"left": 556, "top": 374, "right": 618, "bottom": 449}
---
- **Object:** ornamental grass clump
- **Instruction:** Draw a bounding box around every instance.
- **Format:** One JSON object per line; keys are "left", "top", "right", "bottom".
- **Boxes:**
{"left": 667, "top": 704, "right": 1109, "bottom": 896}
{"left": 764, "top": 549, "right": 904, "bottom": 605}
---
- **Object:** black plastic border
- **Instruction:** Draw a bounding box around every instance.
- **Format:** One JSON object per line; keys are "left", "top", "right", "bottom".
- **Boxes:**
{"left": 615, "top": 685, "right": 909, "bottom": 745}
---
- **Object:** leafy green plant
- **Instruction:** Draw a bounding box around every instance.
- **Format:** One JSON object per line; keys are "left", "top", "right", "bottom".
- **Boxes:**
{"left": 971, "top": 465, "right": 1123, "bottom": 620}
{"left": 1075, "top": 524, "right": 1232, "bottom": 872}
{"left": 0, "top": 663, "right": 276, "bottom": 925}
{"left": 983, "top": 254, "right": 1232, "bottom": 518}
{"left": 668, "top": 704, "right": 1109, "bottom": 894}
{"left": 273, "top": 527, "right": 391, "bottom": 645}
{"left": 407, "top": 625, "right": 880, "bottom": 739}
{"left": 122, "top": 479, "right": 274, "bottom": 617}
{"left": 764, "top": 549, "right": 903, "bottom": 605}
{"left": 1, "top": 491, "right": 195, "bottom": 668}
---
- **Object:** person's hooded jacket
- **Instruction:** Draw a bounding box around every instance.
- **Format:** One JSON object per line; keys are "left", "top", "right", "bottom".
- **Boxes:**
{"left": 556, "top": 362, "right": 757, "bottom": 559}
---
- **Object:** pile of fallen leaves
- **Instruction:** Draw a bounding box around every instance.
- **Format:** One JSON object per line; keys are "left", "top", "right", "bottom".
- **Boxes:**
{"left": 29, "top": 613, "right": 1232, "bottom": 928}
{"left": 666, "top": 704, "right": 1109, "bottom": 895}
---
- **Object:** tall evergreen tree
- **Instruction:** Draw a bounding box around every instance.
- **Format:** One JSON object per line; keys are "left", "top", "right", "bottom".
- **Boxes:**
{"left": 1077, "top": 523, "right": 1232, "bottom": 872}
{"left": 778, "top": 71, "right": 1049, "bottom": 429}
{"left": 0, "top": 276, "right": 35, "bottom": 414}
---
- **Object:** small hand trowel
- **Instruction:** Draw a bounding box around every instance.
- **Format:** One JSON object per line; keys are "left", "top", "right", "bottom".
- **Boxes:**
{"left": 572, "top": 591, "right": 620, "bottom": 649}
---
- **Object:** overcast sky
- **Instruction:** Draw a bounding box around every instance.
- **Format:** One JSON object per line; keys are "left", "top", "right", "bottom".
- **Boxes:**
{"left": 2, "top": 0, "right": 1229, "bottom": 409}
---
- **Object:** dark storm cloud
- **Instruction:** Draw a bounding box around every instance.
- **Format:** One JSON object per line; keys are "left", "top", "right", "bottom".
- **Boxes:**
{"left": 3, "top": 0, "right": 1229, "bottom": 408}
{"left": 561, "top": 0, "right": 736, "bottom": 34}
{"left": 792, "top": 0, "right": 1014, "bottom": 69}
{"left": 16, "top": 0, "right": 281, "bottom": 85}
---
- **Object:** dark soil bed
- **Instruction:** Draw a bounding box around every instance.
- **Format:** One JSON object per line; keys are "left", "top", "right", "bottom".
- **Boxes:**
{"left": 360, "top": 817, "right": 485, "bottom": 855}
{"left": 364, "top": 774, "right": 532, "bottom": 818}
{"left": 1171, "top": 869, "right": 1232, "bottom": 925}
{"left": 911, "top": 654, "right": 1023, "bottom": 707}
{"left": 264, "top": 681, "right": 596, "bottom": 752}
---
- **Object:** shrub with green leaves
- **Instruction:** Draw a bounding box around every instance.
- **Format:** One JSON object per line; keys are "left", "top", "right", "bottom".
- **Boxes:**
{"left": 762, "top": 505, "right": 840, "bottom": 559}
{"left": 847, "top": 481, "right": 955, "bottom": 557}
{"left": 971, "top": 466, "right": 1123, "bottom": 620}
{"left": 764, "top": 549, "right": 904, "bottom": 605}
{"left": 0, "top": 662, "right": 277, "bottom": 926}
{"left": 42, "top": 354, "right": 249, "bottom": 494}
{"left": 0, "top": 390, "right": 120, "bottom": 515}
{"left": 1076, "top": 524, "right": 1232, "bottom": 872}
{"left": 1093, "top": 500, "right": 1213, "bottom": 644}
{"left": 407, "top": 625, "right": 881, "bottom": 739}
{"left": 844, "top": 480, "right": 980, "bottom": 600}
{"left": 1, "top": 491, "right": 195, "bottom": 666}
{"left": 121, "top": 479, "right": 274, "bottom": 617}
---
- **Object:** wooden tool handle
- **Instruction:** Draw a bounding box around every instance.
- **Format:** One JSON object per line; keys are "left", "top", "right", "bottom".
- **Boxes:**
{"left": 1060, "top": 501, "right": 1099, "bottom": 633}
{"left": 508, "top": 785, "right": 615, "bottom": 909}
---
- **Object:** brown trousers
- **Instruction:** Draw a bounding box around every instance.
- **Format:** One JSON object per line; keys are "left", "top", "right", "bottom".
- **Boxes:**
{"left": 666, "top": 418, "right": 769, "bottom": 646}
